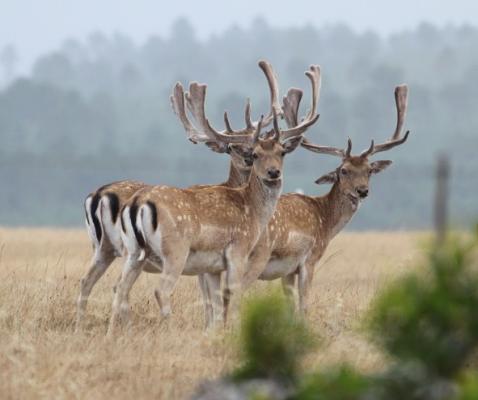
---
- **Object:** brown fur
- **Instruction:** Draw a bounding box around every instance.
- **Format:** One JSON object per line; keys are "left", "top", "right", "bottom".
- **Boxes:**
{"left": 108, "top": 138, "right": 298, "bottom": 333}
{"left": 76, "top": 159, "right": 250, "bottom": 331}
{"left": 237, "top": 155, "right": 394, "bottom": 315}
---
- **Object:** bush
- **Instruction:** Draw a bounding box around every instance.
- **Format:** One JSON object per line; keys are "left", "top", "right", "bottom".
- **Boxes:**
{"left": 368, "top": 232, "right": 478, "bottom": 379}
{"left": 233, "top": 290, "right": 317, "bottom": 383}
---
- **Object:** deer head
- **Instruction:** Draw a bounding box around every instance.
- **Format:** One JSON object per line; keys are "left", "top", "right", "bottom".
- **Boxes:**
{"left": 170, "top": 61, "right": 320, "bottom": 178}
{"left": 203, "top": 64, "right": 321, "bottom": 188}
{"left": 301, "top": 84, "right": 410, "bottom": 208}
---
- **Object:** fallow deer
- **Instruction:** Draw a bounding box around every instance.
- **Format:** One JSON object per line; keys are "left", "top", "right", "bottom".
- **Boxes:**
{"left": 108, "top": 67, "right": 320, "bottom": 333}
{"left": 76, "top": 60, "right": 281, "bottom": 330}
{"left": 201, "top": 84, "right": 410, "bottom": 324}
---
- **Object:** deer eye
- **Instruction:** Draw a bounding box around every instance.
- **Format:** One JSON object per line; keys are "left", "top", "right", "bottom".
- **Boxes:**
{"left": 340, "top": 168, "right": 348, "bottom": 176}
{"left": 281, "top": 151, "right": 286, "bottom": 157}
{"left": 252, "top": 153, "right": 259, "bottom": 160}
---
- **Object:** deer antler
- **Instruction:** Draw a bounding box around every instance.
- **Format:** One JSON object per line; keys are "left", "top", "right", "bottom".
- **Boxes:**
{"left": 280, "top": 65, "right": 321, "bottom": 141}
{"left": 301, "top": 137, "right": 353, "bottom": 158}
{"left": 302, "top": 84, "right": 410, "bottom": 159}
{"left": 283, "top": 88, "right": 303, "bottom": 128}
{"left": 258, "top": 60, "right": 282, "bottom": 126}
{"left": 170, "top": 82, "right": 210, "bottom": 144}
{"left": 360, "top": 84, "right": 410, "bottom": 157}
{"left": 171, "top": 60, "right": 283, "bottom": 146}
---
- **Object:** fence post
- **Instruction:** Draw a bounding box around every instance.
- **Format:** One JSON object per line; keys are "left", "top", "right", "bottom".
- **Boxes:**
{"left": 434, "top": 154, "right": 450, "bottom": 245}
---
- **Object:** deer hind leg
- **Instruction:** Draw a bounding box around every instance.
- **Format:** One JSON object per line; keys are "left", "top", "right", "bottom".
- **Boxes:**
{"left": 282, "top": 273, "right": 297, "bottom": 312}
{"left": 111, "top": 259, "right": 160, "bottom": 295}
{"left": 107, "top": 254, "right": 144, "bottom": 336}
{"left": 76, "top": 245, "right": 116, "bottom": 331}
{"left": 153, "top": 241, "right": 189, "bottom": 321}
{"left": 203, "top": 273, "right": 223, "bottom": 330}
{"left": 198, "top": 274, "right": 213, "bottom": 330}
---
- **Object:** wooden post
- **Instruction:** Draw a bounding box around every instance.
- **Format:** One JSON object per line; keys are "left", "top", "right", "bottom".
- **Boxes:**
{"left": 434, "top": 154, "right": 450, "bottom": 245}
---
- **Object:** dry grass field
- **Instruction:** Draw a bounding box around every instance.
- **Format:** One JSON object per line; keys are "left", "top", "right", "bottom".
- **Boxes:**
{"left": 0, "top": 228, "right": 428, "bottom": 399}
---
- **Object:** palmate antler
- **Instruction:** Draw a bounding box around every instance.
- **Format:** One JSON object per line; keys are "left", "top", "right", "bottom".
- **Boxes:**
{"left": 281, "top": 65, "right": 321, "bottom": 141}
{"left": 301, "top": 84, "right": 410, "bottom": 158}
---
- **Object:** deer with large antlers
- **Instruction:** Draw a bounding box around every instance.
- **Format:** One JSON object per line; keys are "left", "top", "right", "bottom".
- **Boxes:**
{"left": 107, "top": 65, "right": 320, "bottom": 334}
{"left": 76, "top": 60, "right": 282, "bottom": 330}
{"left": 201, "top": 84, "right": 410, "bottom": 325}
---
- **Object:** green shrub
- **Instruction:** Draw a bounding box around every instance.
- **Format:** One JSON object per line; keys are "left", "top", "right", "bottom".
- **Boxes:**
{"left": 368, "top": 232, "right": 478, "bottom": 379}
{"left": 292, "top": 365, "right": 370, "bottom": 400}
{"left": 233, "top": 289, "right": 317, "bottom": 383}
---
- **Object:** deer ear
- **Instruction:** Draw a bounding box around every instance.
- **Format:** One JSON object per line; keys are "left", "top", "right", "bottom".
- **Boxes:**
{"left": 370, "top": 160, "right": 392, "bottom": 174}
{"left": 282, "top": 136, "right": 303, "bottom": 154}
{"left": 315, "top": 170, "right": 337, "bottom": 185}
{"left": 205, "top": 141, "right": 229, "bottom": 154}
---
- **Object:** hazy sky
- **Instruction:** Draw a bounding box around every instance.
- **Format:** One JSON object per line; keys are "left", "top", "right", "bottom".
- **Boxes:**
{"left": 2, "top": 0, "right": 478, "bottom": 72}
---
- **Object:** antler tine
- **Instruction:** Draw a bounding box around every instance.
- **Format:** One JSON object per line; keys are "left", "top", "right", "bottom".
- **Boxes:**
{"left": 345, "top": 138, "right": 352, "bottom": 158}
{"left": 282, "top": 88, "right": 303, "bottom": 128}
{"left": 280, "top": 65, "right": 321, "bottom": 141}
{"left": 223, "top": 111, "right": 234, "bottom": 133}
{"left": 258, "top": 60, "right": 282, "bottom": 127}
{"left": 244, "top": 99, "right": 254, "bottom": 130}
{"left": 366, "top": 84, "right": 410, "bottom": 156}
{"left": 359, "top": 140, "right": 374, "bottom": 158}
{"left": 171, "top": 82, "right": 212, "bottom": 143}
{"left": 305, "top": 65, "right": 321, "bottom": 120}
{"left": 393, "top": 84, "right": 408, "bottom": 140}
{"left": 253, "top": 115, "right": 264, "bottom": 143}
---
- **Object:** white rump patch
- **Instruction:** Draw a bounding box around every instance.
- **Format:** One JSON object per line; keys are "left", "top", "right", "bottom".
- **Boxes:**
{"left": 139, "top": 204, "right": 163, "bottom": 261}
{"left": 84, "top": 195, "right": 97, "bottom": 246}
{"left": 120, "top": 206, "right": 143, "bottom": 259}
{"left": 100, "top": 196, "right": 123, "bottom": 255}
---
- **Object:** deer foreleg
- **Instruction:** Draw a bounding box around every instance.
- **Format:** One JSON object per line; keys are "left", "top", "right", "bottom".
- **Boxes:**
{"left": 223, "top": 248, "right": 247, "bottom": 325}
{"left": 298, "top": 260, "right": 315, "bottom": 316}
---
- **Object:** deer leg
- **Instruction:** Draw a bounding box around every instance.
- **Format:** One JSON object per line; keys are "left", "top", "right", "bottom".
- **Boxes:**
{"left": 107, "top": 254, "right": 144, "bottom": 336}
{"left": 76, "top": 247, "right": 116, "bottom": 331}
{"left": 241, "top": 235, "right": 272, "bottom": 290}
{"left": 282, "top": 271, "right": 296, "bottom": 304}
{"left": 223, "top": 249, "right": 246, "bottom": 325}
{"left": 298, "top": 261, "right": 315, "bottom": 316}
{"left": 198, "top": 274, "right": 213, "bottom": 329}
{"left": 205, "top": 273, "right": 223, "bottom": 329}
{"left": 153, "top": 244, "right": 189, "bottom": 321}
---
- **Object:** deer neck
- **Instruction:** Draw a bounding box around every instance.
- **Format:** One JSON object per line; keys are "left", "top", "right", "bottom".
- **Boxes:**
{"left": 245, "top": 171, "right": 282, "bottom": 228}
{"left": 224, "top": 160, "right": 250, "bottom": 188}
{"left": 316, "top": 182, "right": 359, "bottom": 241}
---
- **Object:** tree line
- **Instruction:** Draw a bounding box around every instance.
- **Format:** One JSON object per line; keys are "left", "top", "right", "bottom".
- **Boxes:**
{"left": 0, "top": 18, "right": 477, "bottom": 227}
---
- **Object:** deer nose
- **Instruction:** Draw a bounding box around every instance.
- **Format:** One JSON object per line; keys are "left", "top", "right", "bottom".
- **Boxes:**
{"left": 357, "top": 187, "right": 369, "bottom": 198}
{"left": 267, "top": 168, "right": 281, "bottom": 179}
